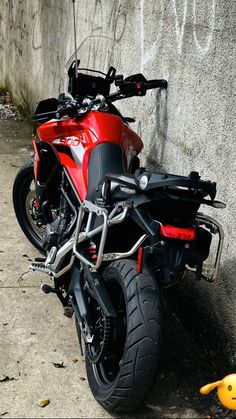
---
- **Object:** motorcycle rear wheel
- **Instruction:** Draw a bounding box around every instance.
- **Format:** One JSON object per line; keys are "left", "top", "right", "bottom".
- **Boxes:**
{"left": 12, "top": 158, "right": 45, "bottom": 255}
{"left": 85, "top": 259, "right": 163, "bottom": 413}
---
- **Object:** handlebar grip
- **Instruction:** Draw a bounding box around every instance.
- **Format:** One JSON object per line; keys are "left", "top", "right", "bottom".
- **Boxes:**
{"left": 56, "top": 103, "right": 76, "bottom": 118}
{"left": 144, "top": 79, "right": 168, "bottom": 90}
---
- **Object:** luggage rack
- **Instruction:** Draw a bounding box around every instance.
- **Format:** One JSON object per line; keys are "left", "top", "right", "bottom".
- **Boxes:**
{"left": 186, "top": 213, "right": 224, "bottom": 282}
{"left": 102, "top": 170, "right": 217, "bottom": 203}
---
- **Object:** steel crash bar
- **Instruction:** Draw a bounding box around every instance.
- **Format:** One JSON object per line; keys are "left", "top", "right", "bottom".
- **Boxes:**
{"left": 73, "top": 200, "right": 147, "bottom": 270}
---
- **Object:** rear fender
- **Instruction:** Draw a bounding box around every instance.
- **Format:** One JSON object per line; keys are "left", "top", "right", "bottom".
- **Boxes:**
{"left": 142, "top": 239, "right": 190, "bottom": 286}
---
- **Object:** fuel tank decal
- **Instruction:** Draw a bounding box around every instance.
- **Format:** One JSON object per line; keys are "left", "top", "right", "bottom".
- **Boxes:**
{"left": 52, "top": 136, "right": 85, "bottom": 167}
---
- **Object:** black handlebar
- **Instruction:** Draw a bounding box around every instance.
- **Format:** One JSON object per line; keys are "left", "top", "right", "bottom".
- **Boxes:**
{"left": 105, "top": 78, "right": 168, "bottom": 102}
{"left": 32, "top": 76, "right": 168, "bottom": 122}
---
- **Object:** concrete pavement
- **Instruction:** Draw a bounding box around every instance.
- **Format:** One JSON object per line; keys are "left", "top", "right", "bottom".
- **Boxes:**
{"left": 0, "top": 119, "right": 110, "bottom": 418}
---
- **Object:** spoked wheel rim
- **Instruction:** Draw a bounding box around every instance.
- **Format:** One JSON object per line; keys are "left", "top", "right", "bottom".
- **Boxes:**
{"left": 88, "top": 277, "right": 127, "bottom": 386}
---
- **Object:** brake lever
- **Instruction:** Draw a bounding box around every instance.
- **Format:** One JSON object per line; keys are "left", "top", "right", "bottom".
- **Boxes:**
{"left": 124, "top": 117, "right": 136, "bottom": 123}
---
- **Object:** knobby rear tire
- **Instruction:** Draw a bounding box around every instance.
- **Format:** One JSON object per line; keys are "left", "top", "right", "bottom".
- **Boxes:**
{"left": 85, "top": 259, "right": 163, "bottom": 413}
{"left": 12, "top": 158, "right": 45, "bottom": 255}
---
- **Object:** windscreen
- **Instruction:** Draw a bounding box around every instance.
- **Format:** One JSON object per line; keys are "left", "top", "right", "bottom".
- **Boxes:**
{"left": 65, "top": 35, "right": 121, "bottom": 75}
{"left": 65, "top": 37, "right": 120, "bottom": 100}
{"left": 64, "top": 35, "right": 122, "bottom": 96}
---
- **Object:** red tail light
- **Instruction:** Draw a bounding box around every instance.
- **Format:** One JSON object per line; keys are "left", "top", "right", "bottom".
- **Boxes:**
{"left": 160, "top": 225, "right": 196, "bottom": 241}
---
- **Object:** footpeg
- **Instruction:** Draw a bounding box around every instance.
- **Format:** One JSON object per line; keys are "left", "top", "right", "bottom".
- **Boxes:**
{"left": 41, "top": 284, "right": 57, "bottom": 294}
{"left": 30, "top": 261, "right": 54, "bottom": 275}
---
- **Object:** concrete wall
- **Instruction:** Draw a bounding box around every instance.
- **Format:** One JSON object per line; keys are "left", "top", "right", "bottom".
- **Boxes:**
{"left": 0, "top": 0, "right": 235, "bottom": 366}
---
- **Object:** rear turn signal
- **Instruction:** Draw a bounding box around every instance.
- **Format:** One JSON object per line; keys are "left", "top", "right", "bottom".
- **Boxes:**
{"left": 137, "top": 246, "right": 143, "bottom": 273}
{"left": 160, "top": 225, "right": 196, "bottom": 241}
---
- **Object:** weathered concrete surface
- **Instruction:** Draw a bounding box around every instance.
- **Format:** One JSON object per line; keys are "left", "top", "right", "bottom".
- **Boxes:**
{"left": 0, "top": 0, "right": 235, "bottom": 378}
{"left": 0, "top": 120, "right": 109, "bottom": 418}
{"left": 1, "top": 117, "right": 232, "bottom": 418}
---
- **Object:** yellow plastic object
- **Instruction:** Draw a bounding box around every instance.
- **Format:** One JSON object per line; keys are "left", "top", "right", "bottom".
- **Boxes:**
{"left": 200, "top": 374, "right": 236, "bottom": 410}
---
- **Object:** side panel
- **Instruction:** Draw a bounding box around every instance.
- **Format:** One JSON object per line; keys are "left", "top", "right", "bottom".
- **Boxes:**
{"left": 57, "top": 152, "right": 87, "bottom": 201}
{"left": 86, "top": 142, "right": 125, "bottom": 201}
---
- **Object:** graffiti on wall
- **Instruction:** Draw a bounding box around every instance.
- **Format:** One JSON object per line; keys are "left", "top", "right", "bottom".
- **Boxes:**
{"left": 192, "top": 0, "right": 216, "bottom": 54}
{"left": 1, "top": 0, "right": 217, "bottom": 75}
{"left": 70, "top": 0, "right": 126, "bottom": 72}
{"left": 71, "top": 0, "right": 217, "bottom": 77}
{"left": 140, "top": 0, "right": 216, "bottom": 70}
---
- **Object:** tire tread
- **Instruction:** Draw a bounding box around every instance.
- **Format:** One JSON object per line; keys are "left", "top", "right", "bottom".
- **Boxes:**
{"left": 85, "top": 259, "right": 163, "bottom": 413}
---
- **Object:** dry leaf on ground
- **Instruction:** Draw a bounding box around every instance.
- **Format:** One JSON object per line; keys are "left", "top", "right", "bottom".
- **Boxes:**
{"left": 52, "top": 362, "right": 65, "bottom": 368}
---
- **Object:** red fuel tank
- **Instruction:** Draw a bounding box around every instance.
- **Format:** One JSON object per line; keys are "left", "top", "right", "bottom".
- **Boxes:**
{"left": 37, "top": 111, "right": 143, "bottom": 200}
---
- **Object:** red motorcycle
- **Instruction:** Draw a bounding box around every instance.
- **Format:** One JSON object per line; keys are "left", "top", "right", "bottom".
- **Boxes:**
{"left": 13, "top": 60, "right": 224, "bottom": 412}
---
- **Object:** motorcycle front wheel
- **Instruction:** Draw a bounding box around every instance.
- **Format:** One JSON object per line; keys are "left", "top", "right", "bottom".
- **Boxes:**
{"left": 12, "top": 158, "right": 45, "bottom": 255}
{"left": 85, "top": 259, "right": 163, "bottom": 413}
